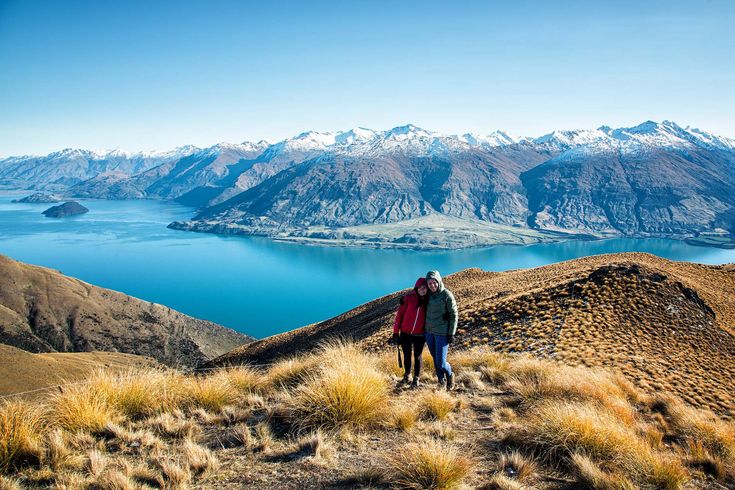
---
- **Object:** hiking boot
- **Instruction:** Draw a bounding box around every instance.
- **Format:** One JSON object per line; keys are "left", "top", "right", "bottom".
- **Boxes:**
{"left": 410, "top": 377, "right": 420, "bottom": 389}
{"left": 446, "top": 372, "right": 455, "bottom": 391}
{"left": 398, "top": 374, "right": 410, "bottom": 386}
{"left": 437, "top": 378, "right": 446, "bottom": 389}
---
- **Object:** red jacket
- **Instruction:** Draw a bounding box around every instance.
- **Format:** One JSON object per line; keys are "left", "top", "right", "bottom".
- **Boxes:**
{"left": 393, "top": 278, "right": 428, "bottom": 335}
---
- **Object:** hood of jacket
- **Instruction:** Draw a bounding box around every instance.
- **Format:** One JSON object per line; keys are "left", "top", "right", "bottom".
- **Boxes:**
{"left": 426, "top": 270, "right": 444, "bottom": 293}
{"left": 414, "top": 277, "right": 428, "bottom": 292}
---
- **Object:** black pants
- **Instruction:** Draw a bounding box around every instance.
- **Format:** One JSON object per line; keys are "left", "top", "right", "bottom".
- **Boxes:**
{"left": 400, "top": 333, "right": 425, "bottom": 379}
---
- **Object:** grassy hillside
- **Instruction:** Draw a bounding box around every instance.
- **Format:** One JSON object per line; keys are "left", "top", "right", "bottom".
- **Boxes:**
{"left": 1, "top": 342, "right": 733, "bottom": 489}
{"left": 0, "top": 254, "right": 251, "bottom": 368}
{"left": 0, "top": 344, "right": 160, "bottom": 400}
{"left": 210, "top": 253, "right": 735, "bottom": 418}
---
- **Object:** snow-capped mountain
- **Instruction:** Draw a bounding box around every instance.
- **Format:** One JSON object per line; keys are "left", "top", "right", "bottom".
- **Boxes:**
{"left": 5, "top": 120, "right": 735, "bottom": 248}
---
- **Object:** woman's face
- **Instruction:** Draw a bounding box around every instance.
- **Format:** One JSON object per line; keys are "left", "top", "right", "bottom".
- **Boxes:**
{"left": 417, "top": 284, "right": 428, "bottom": 296}
{"left": 427, "top": 278, "right": 439, "bottom": 293}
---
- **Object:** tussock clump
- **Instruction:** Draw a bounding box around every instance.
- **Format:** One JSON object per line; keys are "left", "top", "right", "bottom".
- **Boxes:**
{"left": 183, "top": 375, "right": 238, "bottom": 412}
{"left": 51, "top": 384, "right": 120, "bottom": 433}
{"left": 213, "top": 366, "right": 265, "bottom": 394}
{"left": 509, "top": 400, "right": 687, "bottom": 488}
{"left": 0, "top": 400, "right": 44, "bottom": 473}
{"left": 384, "top": 438, "right": 473, "bottom": 489}
{"left": 182, "top": 438, "right": 219, "bottom": 475}
{"left": 291, "top": 430, "right": 334, "bottom": 461}
{"left": 89, "top": 369, "right": 188, "bottom": 418}
{"left": 253, "top": 422, "right": 274, "bottom": 453}
{"left": 419, "top": 391, "right": 459, "bottom": 421}
{"left": 152, "top": 457, "right": 191, "bottom": 489}
{"left": 666, "top": 398, "right": 735, "bottom": 462}
{"left": 228, "top": 423, "right": 255, "bottom": 449}
{"left": 571, "top": 452, "right": 636, "bottom": 490}
{"left": 288, "top": 343, "right": 389, "bottom": 431}
{"left": 45, "top": 428, "right": 81, "bottom": 471}
{"left": 145, "top": 413, "right": 200, "bottom": 440}
{"left": 387, "top": 403, "right": 418, "bottom": 432}
{"left": 93, "top": 468, "right": 137, "bottom": 490}
{"left": 85, "top": 449, "right": 107, "bottom": 477}
{"left": 0, "top": 475, "right": 23, "bottom": 490}
{"left": 504, "top": 364, "right": 637, "bottom": 423}
{"left": 496, "top": 450, "right": 537, "bottom": 483}
{"left": 267, "top": 354, "right": 320, "bottom": 389}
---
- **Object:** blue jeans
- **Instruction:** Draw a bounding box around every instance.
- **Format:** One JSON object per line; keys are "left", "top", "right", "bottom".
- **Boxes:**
{"left": 425, "top": 332, "right": 453, "bottom": 383}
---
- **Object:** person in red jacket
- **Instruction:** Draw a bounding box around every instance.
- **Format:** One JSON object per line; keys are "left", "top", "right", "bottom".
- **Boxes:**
{"left": 390, "top": 277, "right": 429, "bottom": 388}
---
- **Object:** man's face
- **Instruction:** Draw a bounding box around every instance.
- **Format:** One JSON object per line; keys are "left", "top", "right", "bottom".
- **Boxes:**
{"left": 427, "top": 278, "right": 439, "bottom": 293}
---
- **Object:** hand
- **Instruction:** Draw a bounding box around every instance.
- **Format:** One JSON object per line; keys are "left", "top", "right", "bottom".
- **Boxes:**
{"left": 389, "top": 333, "right": 399, "bottom": 345}
{"left": 447, "top": 334, "right": 454, "bottom": 345}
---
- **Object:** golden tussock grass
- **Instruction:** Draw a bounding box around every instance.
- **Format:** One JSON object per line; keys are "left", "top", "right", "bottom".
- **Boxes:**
{"left": 665, "top": 397, "right": 735, "bottom": 462}
{"left": 145, "top": 412, "right": 200, "bottom": 440}
{"left": 212, "top": 365, "right": 265, "bottom": 394}
{"left": 504, "top": 363, "right": 638, "bottom": 424}
{"left": 0, "top": 475, "right": 23, "bottom": 490}
{"left": 50, "top": 384, "right": 121, "bottom": 434}
{"left": 387, "top": 403, "right": 418, "bottom": 432}
{"left": 266, "top": 354, "right": 321, "bottom": 389}
{"left": 292, "top": 430, "right": 335, "bottom": 461}
{"left": 88, "top": 369, "right": 189, "bottom": 418}
{"left": 384, "top": 437, "right": 473, "bottom": 490}
{"left": 510, "top": 400, "right": 688, "bottom": 489}
{"left": 0, "top": 400, "right": 44, "bottom": 474}
{"left": 288, "top": 342, "right": 389, "bottom": 431}
{"left": 181, "top": 438, "right": 219, "bottom": 475}
{"left": 182, "top": 375, "right": 239, "bottom": 412}
{"left": 418, "top": 391, "right": 459, "bottom": 421}
{"left": 571, "top": 452, "right": 637, "bottom": 490}
{"left": 496, "top": 450, "right": 537, "bottom": 483}
{"left": 93, "top": 468, "right": 137, "bottom": 490}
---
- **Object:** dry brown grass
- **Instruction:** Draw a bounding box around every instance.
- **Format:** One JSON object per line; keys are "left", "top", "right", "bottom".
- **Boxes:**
{"left": 288, "top": 343, "right": 389, "bottom": 431}
{"left": 50, "top": 384, "right": 120, "bottom": 433}
{"left": 266, "top": 354, "right": 321, "bottom": 388}
{"left": 418, "top": 391, "right": 459, "bottom": 421}
{"left": 387, "top": 403, "right": 418, "bottom": 432}
{"left": 6, "top": 337, "right": 735, "bottom": 489}
{"left": 88, "top": 368, "right": 189, "bottom": 418}
{"left": 182, "top": 438, "right": 219, "bottom": 475}
{"left": 384, "top": 437, "right": 474, "bottom": 489}
{"left": 496, "top": 450, "right": 537, "bottom": 483}
{"left": 509, "top": 400, "right": 688, "bottom": 488}
{"left": 0, "top": 400, "right": 44, "bottom": 474}
{"left": 571, "top": 452, "right": 637, "bottom": 490}
{"left": 213, "top": 365, "right": 265, "bottom": 394}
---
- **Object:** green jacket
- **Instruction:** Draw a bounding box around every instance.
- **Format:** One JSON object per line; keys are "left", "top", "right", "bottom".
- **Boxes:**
{"left": 424, "top": 270, "right": 458, "bottom": 335}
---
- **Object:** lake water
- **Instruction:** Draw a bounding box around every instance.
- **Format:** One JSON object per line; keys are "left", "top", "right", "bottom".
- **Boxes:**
{"left": 2, "top": 191, "right": 735, "bottom": 339}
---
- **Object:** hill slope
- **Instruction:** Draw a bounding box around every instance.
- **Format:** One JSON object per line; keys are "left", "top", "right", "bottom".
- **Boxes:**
{"left": 0, "top": 344, "right": 160, "bottom": 399}
{"left": 210, "top": 252, "right": 735, "bottom": 417}
{"left": 0, "top": 254, "right": 252, "bottom": 368}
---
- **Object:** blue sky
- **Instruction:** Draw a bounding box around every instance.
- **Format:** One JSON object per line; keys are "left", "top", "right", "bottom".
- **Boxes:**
{"left": 0, "top": 0, "right": 733, "bottom": 155}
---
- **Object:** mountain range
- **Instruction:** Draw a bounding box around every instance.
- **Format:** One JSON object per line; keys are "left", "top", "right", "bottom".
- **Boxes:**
{"left": 3, "top": 120, "right": 735, "bottom": 248}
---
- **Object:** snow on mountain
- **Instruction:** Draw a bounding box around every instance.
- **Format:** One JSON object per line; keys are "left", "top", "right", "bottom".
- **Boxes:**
{"left": 459, "top": 130, "right": 524, "bottom": 147}
{"left": 534, "top": 128, "right": 611, "bottom": 149}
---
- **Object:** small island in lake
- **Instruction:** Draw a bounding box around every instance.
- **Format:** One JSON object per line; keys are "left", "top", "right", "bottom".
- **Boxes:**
{"left": 12, "top": 192, "right": 63, "bottom": 203}
{"left": 42, "top": 201, "right": 89, "bottom": 218}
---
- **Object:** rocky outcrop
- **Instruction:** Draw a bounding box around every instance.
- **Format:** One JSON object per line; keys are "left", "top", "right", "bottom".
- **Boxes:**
{"left": 12, "top": 192, "right": 63, "bottom": 203}
{"left": 0, "top": 254, "right": 252, "bottom": 368}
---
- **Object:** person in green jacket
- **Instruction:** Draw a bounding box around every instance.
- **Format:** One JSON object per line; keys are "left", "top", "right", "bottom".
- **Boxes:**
{"left": 424, "top": 270, "right": 458, "bottom": 390}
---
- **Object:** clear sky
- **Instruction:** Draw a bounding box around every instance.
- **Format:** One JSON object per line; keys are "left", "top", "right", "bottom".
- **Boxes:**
{"left": 1, "top": 0, "right": 733, "bottom": 156}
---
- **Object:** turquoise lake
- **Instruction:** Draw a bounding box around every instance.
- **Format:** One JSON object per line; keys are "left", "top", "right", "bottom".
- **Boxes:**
{"left": 2, "top": 191, "right": 735, "bottom": 339}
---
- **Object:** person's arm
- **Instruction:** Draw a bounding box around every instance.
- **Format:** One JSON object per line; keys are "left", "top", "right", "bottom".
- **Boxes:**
{"left": 446, "top": 291, "right": 458, "bottom": 336}
{"left": 394, "top": 296, "right": 407, "bottom": 334}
